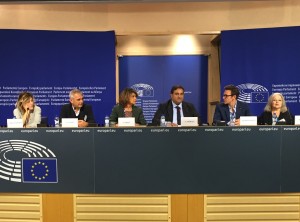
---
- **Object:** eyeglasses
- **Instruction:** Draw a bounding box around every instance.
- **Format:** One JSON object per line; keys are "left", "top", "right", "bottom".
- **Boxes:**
{"left": 223, "top": 94, "right": 233, "bottom": 98}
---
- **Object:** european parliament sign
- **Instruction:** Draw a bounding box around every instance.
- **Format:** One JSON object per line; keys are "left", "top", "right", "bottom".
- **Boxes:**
{"left": 0, "top": 29, "right": 116, "bottom": 126}
{"left": 0, "top": 126, "right": 300, "bottom": 194}
{"left": 221, "top": 26, "right": 300, "bottom": 116}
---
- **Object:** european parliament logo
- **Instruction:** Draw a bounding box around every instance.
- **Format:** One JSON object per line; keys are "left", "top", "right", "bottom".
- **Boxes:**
{"left": 131, "top": 83, "right": 154, "bottom": 97}
{"left": 22, "top": 158, "right": 58, "bottom": 183}
{"left": 237, "top": 83, "right": 269, "bottom": 103}
{"left": 0, "top": 140, "right": 58, "bottom": 183}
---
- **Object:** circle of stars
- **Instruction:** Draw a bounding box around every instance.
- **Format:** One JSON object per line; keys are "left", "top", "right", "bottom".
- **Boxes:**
{"left": 31, "top": 161, "right": 49, "bottom": 180}
{"left": 255, "top": 93, "right": 265, "bottom": 102}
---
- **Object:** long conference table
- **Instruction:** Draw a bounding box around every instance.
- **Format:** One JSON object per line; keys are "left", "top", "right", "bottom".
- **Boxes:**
{"left": 0, "top": 126, "right": 299, "bottom": 194}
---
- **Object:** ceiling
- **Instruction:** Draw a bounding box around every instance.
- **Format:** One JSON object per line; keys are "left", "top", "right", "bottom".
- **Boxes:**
{"left": 0, "top": 0, "right": 275, "bottom": 3}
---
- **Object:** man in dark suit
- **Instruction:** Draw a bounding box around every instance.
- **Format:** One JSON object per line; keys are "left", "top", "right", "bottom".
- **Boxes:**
{"left": 59, "top": 88, "right": 95, "bottom": 127}
{"left": 213, "top": 84, "right": 251, "bottom": 126}
{"left": 152, "top": 85, "right": 201, "bottom": 126}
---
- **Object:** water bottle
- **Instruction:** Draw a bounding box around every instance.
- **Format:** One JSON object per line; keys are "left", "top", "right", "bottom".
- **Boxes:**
{"left": 272, "top": 112, "right": 277, "bottom": 125}
{"left": 54, "top": 116, "right": 59, "bottom": 127}
{"left": 104, "top": 115, "right": 109, "bottom": 127}
{"left": 160, "top": 115, "right": 166, "bottom": 127}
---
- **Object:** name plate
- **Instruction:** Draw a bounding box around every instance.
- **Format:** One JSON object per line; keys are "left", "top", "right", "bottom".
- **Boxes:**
{"left": 181, "top": 117, "right": 198, "bottom": 126}
{"left": 7, "top": 119, "right": 23, "bottom": 128}
{"left": 61, "top": 118, "right": 78, "bottom": 128}
{"left": 240, "top": 116, "right": 257, "bottom": 126}
{"left": 295, "top": 115, "right": 300, "bottom": 125}
{"left": 118, "top": 117, "right": 135, "bottom": 127}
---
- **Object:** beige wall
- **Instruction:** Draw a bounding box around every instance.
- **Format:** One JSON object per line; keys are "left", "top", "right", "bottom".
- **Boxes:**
{"left": 0, "top": 0, "right": 297, "bottom": 122}
{"left": 0, "top": 1, "right": 299, "bottom": 33}
{"left": 0, "top": 3, "right": 297, "bottom": 221}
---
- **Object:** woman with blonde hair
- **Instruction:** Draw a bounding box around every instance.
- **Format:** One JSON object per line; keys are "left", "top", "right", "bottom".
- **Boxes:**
{"left": 258, "top": 92, "right": 293, "bottom": 125}
{"left": 13, "top": 92, "right": 41, "bottom": 128}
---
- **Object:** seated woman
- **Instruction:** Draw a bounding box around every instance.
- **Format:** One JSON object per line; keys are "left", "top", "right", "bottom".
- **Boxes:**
{"left": 110, "top": 88, "right": 147, "bottom": 126}
{"left": 258, "top": 92, "right": 293, "bottom": 125}
{"left": 13, "top": 92, "right": 41, "bottom": 128}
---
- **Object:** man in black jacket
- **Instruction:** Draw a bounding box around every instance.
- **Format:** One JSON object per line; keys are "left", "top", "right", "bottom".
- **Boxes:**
{"left": 59, "top": 88, "right": 95, "bottom": 127}
{"left": 152, "top": 85, "right": 201, "bottom": 126}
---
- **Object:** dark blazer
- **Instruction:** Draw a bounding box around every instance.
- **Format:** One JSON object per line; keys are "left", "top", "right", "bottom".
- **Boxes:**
{"left": 152, "top": 99, "right": 201, "bottom": 126}
{"left": 258, "top": 111, "right": 294, "bottom": 125}
{"left": 110, "top": 104, "right": 147, "bottom": 125}
{"left": 213, "top": 100, "right": 251, "bottom": 124}
{"left": 59, "top": 103, "right": 95, "bottom": 123}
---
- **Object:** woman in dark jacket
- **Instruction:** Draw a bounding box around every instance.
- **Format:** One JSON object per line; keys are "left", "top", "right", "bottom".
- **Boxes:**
{"left": 110, "top": 88, "right": 147, "bottom": 126}
{"left": 258, "top": 92, "right": 293, "bottom": 125}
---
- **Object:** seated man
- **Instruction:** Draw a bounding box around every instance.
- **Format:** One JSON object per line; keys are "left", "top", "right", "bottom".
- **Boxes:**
{"left": 213, "top": 84, "right": 251, "bottom": 126}
{"left": 60, "top": 88, "right": 95, "bottom": 127}
{"left": 152, "top": 85, "right": 201, "bottom": 126}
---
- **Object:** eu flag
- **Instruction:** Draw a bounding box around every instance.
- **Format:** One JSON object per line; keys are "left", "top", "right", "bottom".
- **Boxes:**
{"left": 22, "top": 158, "right": 58, "bottom": 183}
{"left": 251, "top": 92, "right": 269, "bottom": 103}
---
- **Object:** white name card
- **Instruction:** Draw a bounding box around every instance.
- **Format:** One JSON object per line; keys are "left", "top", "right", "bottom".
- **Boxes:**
{"left": 240, "top": 116, "right": 257, "bottom": 126}
{"left": 294, "top": 115, "right": 300, "bottom": 125}
{"left": 180, "top": 117, "right": 198, "bottom": 126}
{"left": 7, "top": 119, "right": 23, "bottom": 128}
{"left": 61, "top": 118, "right": 78, "bottom": 128}
{"left": 118, "top": 117, "right": 135, "bottom": 127}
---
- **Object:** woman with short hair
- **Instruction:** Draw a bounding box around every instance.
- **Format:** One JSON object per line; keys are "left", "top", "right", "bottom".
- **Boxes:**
{"left": 258, "top": 92, "right": 293, "bottom": 125}
{"left": 110, "top": 88, "right": 147, "bottom": 126}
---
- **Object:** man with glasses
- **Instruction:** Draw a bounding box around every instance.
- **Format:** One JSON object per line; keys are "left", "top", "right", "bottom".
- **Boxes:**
{"left": 152, "top": 85, "right": 201, "bottom": 126}
{"left": 213, "top": 84, "right": 251, "bottom": 126}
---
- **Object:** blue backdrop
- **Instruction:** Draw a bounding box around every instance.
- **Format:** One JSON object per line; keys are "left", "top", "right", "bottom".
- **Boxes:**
{"left": 0, "top": 29, "right": 116, "bottom": 126}
{"left": 119, "top": 55, "right": 208, "bottom": 124}
{"left": 221, "top": 26, "right": 300, "bottom": 116}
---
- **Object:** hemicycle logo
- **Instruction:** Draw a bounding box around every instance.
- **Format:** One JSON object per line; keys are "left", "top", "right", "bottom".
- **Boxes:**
{"left": 131, "top": 83, "right": 154, "bottom": 97}
{"left": 0, "top": 140, "right": 58, "bottom": 183}
{"left": 237, "top": 83, "right": 269, "bottom": 103}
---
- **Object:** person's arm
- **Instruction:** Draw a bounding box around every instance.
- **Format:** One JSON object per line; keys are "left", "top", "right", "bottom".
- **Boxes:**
{"left": 85, "top": 105, "right": 95, "bottom": 123}
{"left": 152, "top": 104, "right": 164, "bottom": 126}
{"left": 77, "top": 105, "right": 94, "bottom": 127}
{"left": 13, "top": 108, "right": 22, "bottom": 119}
{"left": 109, "top": 105, "right": 119, "bottom": 123}
{"left": 285, "top": 111, "right": 294, "bottom": 125}
{"left": 28, "top": 106, "right": 41, "bottom": 128}
{"left": 78, "top": 120, "right": 88, "bottom": 127}
{"left": 213, "top": 104, "right": 222, "bottom": 124}
{"left": 136, "top": 108, "right": 147, "bottom": 125}
{"left": 258, "top": 112, "right": 270, "bottom": 125}
{"left": 188, "top": 103, "right": 202, "bottom": 126}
